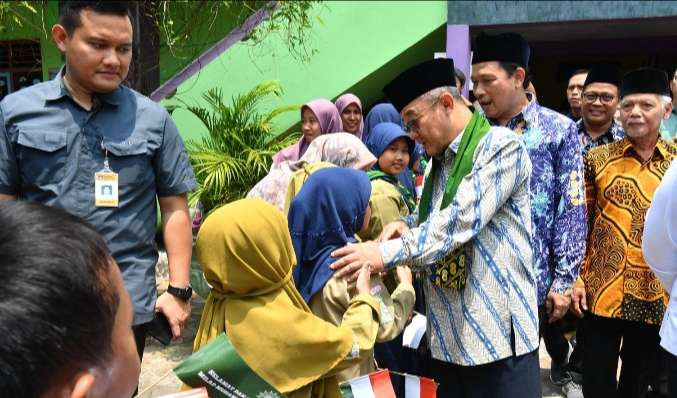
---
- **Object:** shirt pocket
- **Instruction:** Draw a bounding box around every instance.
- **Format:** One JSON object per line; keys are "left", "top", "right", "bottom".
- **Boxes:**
{"left": 102, "top": 139, "right": 152, "bottom": 187}
{"left": 16, "top": 128, "right": 68, "bottom": 186}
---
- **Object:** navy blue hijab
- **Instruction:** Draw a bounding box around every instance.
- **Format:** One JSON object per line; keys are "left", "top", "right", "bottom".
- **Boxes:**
{"left": 366, "top": 122, "right": 415, "bottom": 161}
{"left": 363, "top": 103, "right": 403, "bottom": 145}
{"left": 289, "top": 168, "right": 372, "bottom": 303}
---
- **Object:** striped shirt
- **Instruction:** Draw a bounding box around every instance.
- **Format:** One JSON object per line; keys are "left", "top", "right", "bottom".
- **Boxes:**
{"left": 379, "top": 126, "right": 539, "bottom": 366}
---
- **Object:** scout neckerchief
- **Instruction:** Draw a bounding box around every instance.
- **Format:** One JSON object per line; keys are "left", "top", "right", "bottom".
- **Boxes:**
{"left": 367, "top": 170, "right": 417, "bottom": 213}
{"left": 418, "top": 111, "right": 491, "bottom": 290}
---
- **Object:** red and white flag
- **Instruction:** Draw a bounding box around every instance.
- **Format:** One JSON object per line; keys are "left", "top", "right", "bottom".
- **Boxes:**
{"left": 341, "top": 370, "right": 396, "bottom": 398}
{"left": 404, "top": 374, "right": 437, "bottom": 398}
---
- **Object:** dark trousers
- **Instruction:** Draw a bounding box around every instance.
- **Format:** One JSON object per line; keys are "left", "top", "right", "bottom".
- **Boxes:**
{"left": 582, "top": 313, "right": 661, "bottom": 398}
{"left": 427, "top": 349, "right": 542, "bottom": 398}
{"left": 132, "top": 322, "right": 149, "bottom": 396}
{"left": 133, "top": 322, "right": 150, "bottom": 360}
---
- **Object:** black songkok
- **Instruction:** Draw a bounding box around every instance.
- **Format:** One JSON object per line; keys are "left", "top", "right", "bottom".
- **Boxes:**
{"left": 584, "top": 64, "right": 622, "bottom": 88}
{"left": 383, "top": 58, "right": 456, "bottom": 112}
{"left": 620, "top": 67, "right": 670, "bottom": 98}
{"left": 472, "top": 32, "right": 530, "bottom": 68}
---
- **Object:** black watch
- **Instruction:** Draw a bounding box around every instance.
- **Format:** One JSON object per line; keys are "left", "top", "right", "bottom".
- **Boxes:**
{"left": 167, "top": 285, "right": 192, "bottom": 301}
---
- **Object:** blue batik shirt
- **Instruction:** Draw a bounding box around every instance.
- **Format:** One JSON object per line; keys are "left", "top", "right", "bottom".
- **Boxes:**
{"left": 490, "top": 96, "right": 587, "bottom": 305}
{"left": 577, "top": 119, "right": 625, "bottom": 156}
{"left": 380, "top": 126, "right": 540, "bottom": 366}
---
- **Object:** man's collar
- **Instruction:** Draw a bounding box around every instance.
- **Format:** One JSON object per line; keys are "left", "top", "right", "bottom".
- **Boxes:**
{"left": 44, "top": 66, "right": 122, "bottom": 106}
{"left": 44, "top": 67, "right": 69, "bottom": 101}
{"left": 578, "top": 119, "right": 623, "bottom": 138}
{"left": 622, "top": 135, "right": 671, "bottom": 160}
{"left": 520, "top": 92, "right": 539, "bottom": 122}
{"left": 493, "top": 93, "right": 536, "bottom": 130}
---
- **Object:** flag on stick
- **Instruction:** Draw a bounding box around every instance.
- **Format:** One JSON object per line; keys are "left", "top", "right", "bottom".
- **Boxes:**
{"left": 340, "top": 370, "right": 396, "bottom": 398}
{"left": 404, "top": 374, "right": 437, "bottom": 398}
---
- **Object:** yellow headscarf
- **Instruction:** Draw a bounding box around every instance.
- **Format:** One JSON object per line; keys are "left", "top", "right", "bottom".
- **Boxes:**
{"left": 193, "top": 198, "right": 352, "bottom": 396}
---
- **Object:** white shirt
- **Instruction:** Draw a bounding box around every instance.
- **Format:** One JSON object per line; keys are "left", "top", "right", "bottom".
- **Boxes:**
{"left": 643, "top": 159, "right": 677, "bottom": 355}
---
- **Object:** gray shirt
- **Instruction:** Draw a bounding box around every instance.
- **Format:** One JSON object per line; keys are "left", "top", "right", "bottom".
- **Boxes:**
{"left": 0, "top": 71, "right": 196, "bottom": 324}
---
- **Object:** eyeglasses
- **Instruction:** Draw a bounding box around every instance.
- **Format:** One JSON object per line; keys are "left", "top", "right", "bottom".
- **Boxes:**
{"left": 404, "top": 99, "right": 438, "bottom": 134}
{"left": 582, "top": 92, "right": 616, "bottom": 104}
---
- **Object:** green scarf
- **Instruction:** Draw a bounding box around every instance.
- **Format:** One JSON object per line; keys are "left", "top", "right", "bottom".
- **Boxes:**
{"left": 367, "top": 170, "right": 417, "bottom": 213}
{"left": 417, "top": 111, "right": 491, "bottom": 290}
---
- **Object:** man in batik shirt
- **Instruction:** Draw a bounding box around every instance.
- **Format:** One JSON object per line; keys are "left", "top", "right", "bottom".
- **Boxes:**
{"left": 571, "top": 67, "right": 676, "bottom": 397}
{"left": 559, "top": 64, "right": 627, "bottom": 397}
{"left": 470, "top": 32, "right": 587, "bottom": 390}
{"left": 331, "top": 58, "right": 541, "bottom": 397}
{"left": 578, "top": 64, "right": 625, "bottom": 156}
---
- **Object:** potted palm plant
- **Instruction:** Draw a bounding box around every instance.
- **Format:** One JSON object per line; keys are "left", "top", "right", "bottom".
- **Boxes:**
{"left": 181, "top": 81, "right": 300, "bottom": 213}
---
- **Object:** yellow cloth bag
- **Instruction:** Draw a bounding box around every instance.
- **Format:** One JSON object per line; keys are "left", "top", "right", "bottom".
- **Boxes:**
{"left": 193, "top": 198, "right": 352, "bottom": 396}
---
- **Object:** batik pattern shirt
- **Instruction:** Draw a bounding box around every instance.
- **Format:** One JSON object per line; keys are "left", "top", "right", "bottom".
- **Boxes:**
{"left": 577, "top": 119, "right": 625, "bottom": 156}
{"left": 380, "top": 126, "right": 540, "bottom": 366}
{"left": 493, "top": 98, "right": 587, "bottom": 305}
{"left": 581, "top": 137, "right": 676, "bottom": 324}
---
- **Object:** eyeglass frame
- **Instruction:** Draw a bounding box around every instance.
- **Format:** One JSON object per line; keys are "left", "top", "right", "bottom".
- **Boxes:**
{"left": 582, "top": 91, "right": 617, "bottom": 104}
{"left": 403, "top": 98, "right": 439, "bottom": 134}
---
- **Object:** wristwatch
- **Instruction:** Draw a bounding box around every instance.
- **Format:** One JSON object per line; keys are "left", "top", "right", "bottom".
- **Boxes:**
{"left": 167, "top": 284, "right": 192, "bottom": 301}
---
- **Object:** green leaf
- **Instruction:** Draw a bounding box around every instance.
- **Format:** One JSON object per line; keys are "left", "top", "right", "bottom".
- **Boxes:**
{"left": 183, "top": 81, "right": 298, "bottom": 212}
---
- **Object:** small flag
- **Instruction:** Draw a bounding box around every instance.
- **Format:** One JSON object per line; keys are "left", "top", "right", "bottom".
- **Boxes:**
{"left": 404, "top": 374, "right": 437, "bottom": 398}
{"left": 174, "top": 333, "right": 283, "bottom": 398}
{"left": 415, "top": 175, "right": 424, "bottom": 200}
{"left": 340, "top": 370, "right": 396, "bottom": 398}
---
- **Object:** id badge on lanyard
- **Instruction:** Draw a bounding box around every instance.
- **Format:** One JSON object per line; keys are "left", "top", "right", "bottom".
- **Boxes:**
{"left": 95, "top": 142, "right": 119, "bottom": 207}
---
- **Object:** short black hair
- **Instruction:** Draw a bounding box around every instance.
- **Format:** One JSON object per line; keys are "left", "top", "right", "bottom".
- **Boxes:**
{"left": 59, "top": 1, "right": 132, "bottom": 35}
{"left": 0, "top": 202, "right": 118, "bottom": 397}
{"left": 498, "top": 62, "right": 530, "bottom": 90}
{"left": 570, "top": 68, "right": 590, "bottom": 79}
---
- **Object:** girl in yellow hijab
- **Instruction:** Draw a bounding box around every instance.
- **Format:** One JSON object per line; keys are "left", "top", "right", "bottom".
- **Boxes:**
{"left": 192, "top": 198, "right": 381, "bottom": 397}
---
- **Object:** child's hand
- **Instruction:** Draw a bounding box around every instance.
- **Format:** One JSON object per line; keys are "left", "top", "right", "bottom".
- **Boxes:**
{"left": 395, "top": 266, "right": 413, "bottom": 285}
{"left": 355, "top": 263, "right": 372, "bottom": 295}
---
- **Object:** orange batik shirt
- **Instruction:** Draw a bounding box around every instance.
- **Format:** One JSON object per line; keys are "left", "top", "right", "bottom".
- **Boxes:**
{"left": 581, "top": 137, "right": 676, "bottom": 324}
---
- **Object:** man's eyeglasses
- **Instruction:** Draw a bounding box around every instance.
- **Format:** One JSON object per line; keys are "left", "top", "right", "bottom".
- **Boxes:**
{"left": 582, "top": 92, "right": 616, "bottom": 104}
{"left": 404, "top": 100, "right": 438, "bottom": 134}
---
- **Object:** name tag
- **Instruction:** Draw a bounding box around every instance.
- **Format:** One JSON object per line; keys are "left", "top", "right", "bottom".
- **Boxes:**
{"left": 95, "top": 171, "right": 119, "bottom": 207}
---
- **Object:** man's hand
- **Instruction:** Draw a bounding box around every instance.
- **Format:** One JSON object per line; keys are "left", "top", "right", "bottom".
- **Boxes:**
{"left": 570, "top": 286, "right": 587, "bottom": 318}
{"left": 378, "top": 220, "right": 410, "bottom": 242}
{"left": 545, "top": 291, "right": 571, "bottom": 323}
{"left": 330, "top": 241, "right": 384, "bottom": 282}
{"left": 155, "top": 292, "right": 191, "bottom": 339}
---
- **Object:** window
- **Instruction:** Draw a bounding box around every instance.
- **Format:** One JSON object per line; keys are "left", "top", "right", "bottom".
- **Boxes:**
{"left": 0, "top": 40, "right": 43, "bottom": 100}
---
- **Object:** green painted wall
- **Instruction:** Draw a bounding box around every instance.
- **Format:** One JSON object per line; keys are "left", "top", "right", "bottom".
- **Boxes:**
{"left": 163, "top": 1, "right": 448, "bottom": 142}
{"left": 157, "top": 5, "right": 246, "bottom": 84}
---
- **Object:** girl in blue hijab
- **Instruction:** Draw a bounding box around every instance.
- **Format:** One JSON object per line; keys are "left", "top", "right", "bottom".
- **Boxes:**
{"left": 363, "top": 103, "right": 423, "bottom": 199}
{"left": 289, "top": 168, "right": 371, "bottom": 303}
{"left": 366, "top": 122, "right": 417, "bottom": 215}
{"left": 363, "top": 103, "right": 403, "bottom": 145}
{"left": 288, "top": 167, "right": 415, "bottom": 381}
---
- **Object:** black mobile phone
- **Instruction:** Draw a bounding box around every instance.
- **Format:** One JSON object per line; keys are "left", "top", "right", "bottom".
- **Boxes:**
{"left": 148, "top": 311, "right": 173, "bottom": 346}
